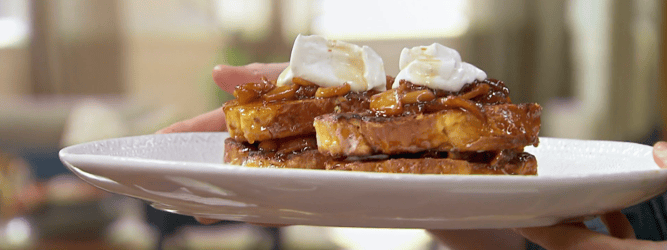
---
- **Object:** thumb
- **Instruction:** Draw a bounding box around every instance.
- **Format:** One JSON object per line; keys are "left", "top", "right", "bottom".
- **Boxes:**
{"left": 212, "top": 63, "right": 288, "bottom": 93}
{"left": 514, "top": 222, "right": 627, "bottom": 250}
{"left": 653, "top": 141, "right": 667, "bottom": 169}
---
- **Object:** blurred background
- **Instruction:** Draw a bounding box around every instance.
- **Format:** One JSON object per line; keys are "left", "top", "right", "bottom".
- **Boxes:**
{"left": 0, "top": 0, "right": 665, "bottom": 249}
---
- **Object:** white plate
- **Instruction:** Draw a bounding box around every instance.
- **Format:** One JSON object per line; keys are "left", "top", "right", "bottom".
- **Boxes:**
{"left": 59, "top": 132, "right": 667, "bottom": 229}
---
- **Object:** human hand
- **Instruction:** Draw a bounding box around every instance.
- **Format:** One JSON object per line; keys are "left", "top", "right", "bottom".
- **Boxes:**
{"left": 157, "top": 63, "right": 287, "bottom": 225}
{"left": 156, "top": 63, "right": 287, "bottom": 134}
{"left": 511, "top": 141, "right": 667, "bottom": 250}
{"left": 430, "top": 142, "right": 667, "bottom": 250}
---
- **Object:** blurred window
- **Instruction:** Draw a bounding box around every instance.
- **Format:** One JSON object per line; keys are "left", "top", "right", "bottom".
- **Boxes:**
{"left": 215, "top": 0, "right": 272, "bottom": 40}
{"left": 215, "top": 0, "right": 469, "bottom": 42}
{"left": 0, "top": 0, "right": 29, "bottom": 48}
{"left": 311, "top": 0, "right": 470, "bottom": 40}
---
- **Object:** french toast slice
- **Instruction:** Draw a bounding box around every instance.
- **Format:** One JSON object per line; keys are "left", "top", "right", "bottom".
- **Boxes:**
{"left": 224, "top": 136, "right": 332, "bottom": 169}
{"left": 223, "top": 98, "right": 338, "bottom": 143}
{"left": 314, "top": 103, "right": 542, "bottom": 157}
{"left": 223, "top": 138, "right": 537, "bottom": 175}
{"left": 327, "top": 155, "right": 537, "bottom": 175}
{"left": 223, "top": 77, "right": 379, "bottom": 143}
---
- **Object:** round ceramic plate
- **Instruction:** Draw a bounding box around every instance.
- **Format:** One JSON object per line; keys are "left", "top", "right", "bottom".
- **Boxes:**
{"left": 59, "top": 132, "right": 667, "bottom": 229}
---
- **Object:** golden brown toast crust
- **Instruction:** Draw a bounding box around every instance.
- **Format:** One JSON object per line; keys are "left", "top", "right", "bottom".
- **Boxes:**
{"left": 224, "top": 137, "right": 332, "bottom": 169}
{"left": 223, "top": 138, "right": 537, "bottom": 175}
{"left": 223, "top": 98, "right": 338, "bottom": 143}
{"left": 314, "top": 103, "right": 542, "bottom": 157}
{"left": 327, "top": 155, "right": 536, "bottom": 175}
{"left": 223, "top": 89, "right": 376, "bottom": 143}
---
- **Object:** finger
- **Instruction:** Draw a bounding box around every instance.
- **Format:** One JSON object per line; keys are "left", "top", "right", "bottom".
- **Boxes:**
{"left": 245, "top": 62, "right": 289, "bottom": 80}
{"left": 514, "top": 222, "right": 626, "bottom": 250}
{"left": 653, "top": 141, "right": 667, "bottom": 168}
{"left": 248, "top": 223, "right": 290, "bottom": 228}
{"left": 212, "top": 63, "right": 289, "bottom": 93}
{"left": 427, "top": 229, "right": 526, "bottom": 250}
{"left": 600, "top": 211, "right": 635, "bottom": 239}
{"left": 195, "top": 217, "right": 221, "bottom": 225}
{"left": 194, "top": 216, "right": 289, "bottom": 227}
{"left": 156, "top": 107, "right": 226, "bottom": 134}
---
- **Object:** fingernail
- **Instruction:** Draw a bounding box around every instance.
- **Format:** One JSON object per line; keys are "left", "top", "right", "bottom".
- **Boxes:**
{"left": 654, "top": 142, "right": 667, "bottom": 160}
{"left": 155, "top": 128, "right": 171, "bottom": 134}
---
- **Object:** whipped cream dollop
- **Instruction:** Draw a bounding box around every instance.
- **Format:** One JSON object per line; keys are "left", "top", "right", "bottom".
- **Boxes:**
{"left": 277, "top": 35, "right": 387, "bottom": 92}
{"left": 392, "top": 43, "right": 486, "bottom": 92}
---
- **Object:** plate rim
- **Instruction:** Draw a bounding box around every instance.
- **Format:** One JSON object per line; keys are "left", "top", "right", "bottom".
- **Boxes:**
{"left": 59, "top": 132, "right": 666, "bottom": 185}
{"left": 58, "top": 132, "right": 667, "bottom": 229}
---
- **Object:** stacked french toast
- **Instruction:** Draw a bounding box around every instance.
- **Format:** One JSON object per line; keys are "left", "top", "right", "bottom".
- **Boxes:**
{"left": 223, "top": 35, "right": 540, "bottom": 175}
